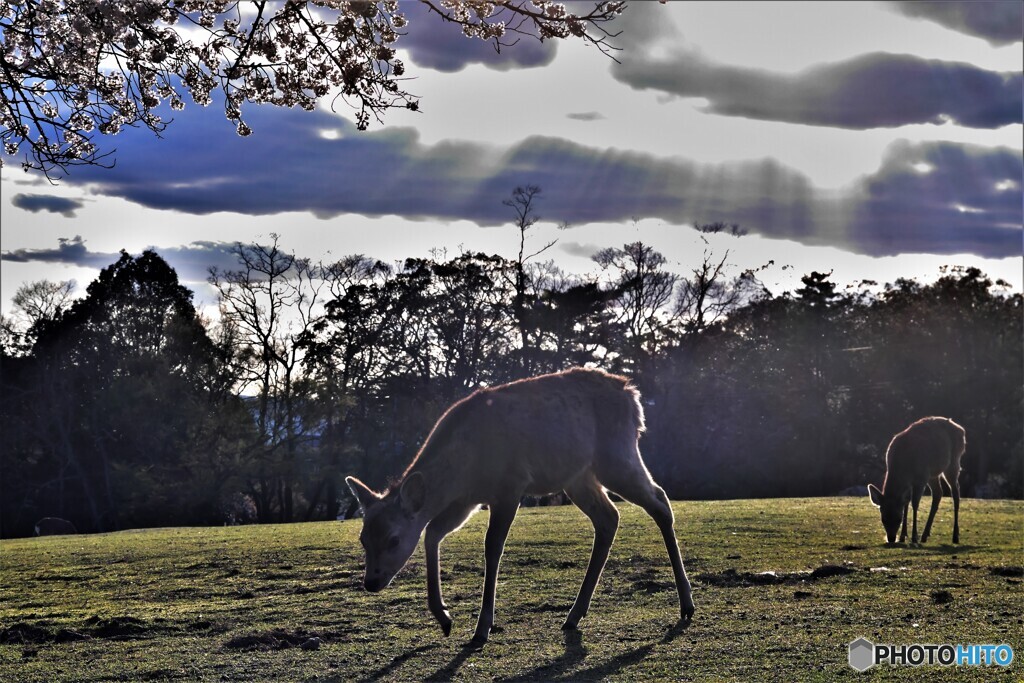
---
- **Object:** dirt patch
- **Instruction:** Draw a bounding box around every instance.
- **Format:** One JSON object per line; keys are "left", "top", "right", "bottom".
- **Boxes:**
{"left": 696, "top": 569, "right": 783, "bottom": 587}
{"left": 1, "top": 623, "right": 94, "bottom": 644}
{"left": 87, "top": 616, "right": 150, "bottom": 639}
{"left": 631, "top": 579, "right": 674, "bottom": 594}
{"left": 0, "top": 623, "right": 52, "bottom": 644}
{"left": 793, "top": 591, "right": 814, "bottom": 600}
{"left": 810, "top": 564, "right": 856, "bottom": 579}
{"left": 990, "top": 566, "right": 1023, "bottom": 578}
{"left": 528, "top": 602, "right": 567, "bottom": 613}
{"left": 695, "top": 564, "right": 857, "bottom": 587}
{"left": 841, "top": 545, "right": 866, "bottom": 551}
{"left": 223, "top": 628, "right": 326, "bottom": 651}
{"left": 33, "top": 574, "right": 92, "bottom": 582}
{"left": 931, "top": 590, "right": 954, "bottom": 605}
{"left": 187, "top": 620, "right": 230, "bottom": 634}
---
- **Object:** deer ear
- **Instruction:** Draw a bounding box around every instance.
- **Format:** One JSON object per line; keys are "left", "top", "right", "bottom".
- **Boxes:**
{"left": 346, "top": 476, "right": 381, "bottom": 511}
{"left": 400, "top": 472, "right": 426, "bottom": 516}
{"left": 867, "top": 483, "right": 884, "bottom": 507}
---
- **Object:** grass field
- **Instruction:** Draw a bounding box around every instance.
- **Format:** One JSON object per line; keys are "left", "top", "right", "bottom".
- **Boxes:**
{"left": 1, "top": 497, "right": 1021, "bottom": 682}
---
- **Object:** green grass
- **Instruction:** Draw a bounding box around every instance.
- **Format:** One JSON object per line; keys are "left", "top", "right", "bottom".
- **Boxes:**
{"left": 1, "top": 498, "right": 1021, "bottom": 682}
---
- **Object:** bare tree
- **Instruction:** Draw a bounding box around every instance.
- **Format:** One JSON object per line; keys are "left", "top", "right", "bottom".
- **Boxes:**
{"left": 676, "top": 223, "right": 771, "bottom": 335}
{"left": 503, "top": 185, "right": 555, "bottom": 372}
{"left": 594, "top": 240, "right": 676, "bottom": 358}
{"left": 11, "top": 279, "right": 76, "bottom": 325}
{"left": 1, "top": 279, "right": 76, "bottom": 354}
{"left": 208, "top": 235, "right": 331, "bottom": 522}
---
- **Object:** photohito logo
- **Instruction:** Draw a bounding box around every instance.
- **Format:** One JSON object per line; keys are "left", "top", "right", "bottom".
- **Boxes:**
{"left": 848, "top": 637, "right": 1014, "bottom": 671}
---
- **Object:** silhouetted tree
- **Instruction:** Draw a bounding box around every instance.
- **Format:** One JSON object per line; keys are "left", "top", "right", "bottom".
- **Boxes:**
{"left": 594, "top": 240, "right": 676, "bottom": 366}
{"left": 1, "top": 250, "right": 243, "bottom": 534}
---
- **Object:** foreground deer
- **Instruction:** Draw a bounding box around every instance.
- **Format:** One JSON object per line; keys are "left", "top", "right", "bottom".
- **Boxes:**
{"left": 346, "top": 368, "right": 694, "bottom": 646}
{"left": 867, "top": 417, "right": 965, "bottom": 545}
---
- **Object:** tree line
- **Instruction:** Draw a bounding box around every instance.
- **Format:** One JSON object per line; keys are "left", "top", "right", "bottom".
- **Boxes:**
{"left": 2, "top": 218, "right": 1020, "bottom": 537}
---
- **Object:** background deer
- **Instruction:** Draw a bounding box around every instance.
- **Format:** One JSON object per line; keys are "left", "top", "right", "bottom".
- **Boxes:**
{"left": 346, "top": 367, "right": 694, "bottom": 646}
{"left": 34, "top": 517, "right": 77, "bottom": 536}
{"left": 867, "top": 417, "right": 965, "bottom": 545}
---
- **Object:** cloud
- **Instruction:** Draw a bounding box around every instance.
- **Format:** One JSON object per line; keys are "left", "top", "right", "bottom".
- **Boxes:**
{"left": 2, "top": 235, "right": 118, "bottom": 267}
{"left": 611, "top": 49, "right": 1022, "bottom": 130}
{"left": 55, "top": 99, "right": 1020, "bottom": 259}
{"left": 845, "top": 141, "right": 1023, "bottom": 257}
{"left": 1, "top": 237, "right": 243, "bottom": 284}
{"left": 560, "top": 241, "right": 603, "bottom": 259}
{"left": 10, "top": 193, "right": 85, "bottom": 217}
{"left": 887, "top": 1, "right": 1023, "bottom": 46}
{"left": 397, "top": 1, "right": 556, "bottom": 73}
{"left": 145, "top": 241, "right": 250, "bottom": 282}
{"left": 566, "top": 112, "right": 605, "bottom": 121}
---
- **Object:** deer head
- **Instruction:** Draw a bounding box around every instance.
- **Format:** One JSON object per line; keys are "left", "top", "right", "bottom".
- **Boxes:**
{"left": 867, "top": 483, "right": 907, "bottom": 544}
{"left": 346, "top": 474, "right": 428, "bottom": 592}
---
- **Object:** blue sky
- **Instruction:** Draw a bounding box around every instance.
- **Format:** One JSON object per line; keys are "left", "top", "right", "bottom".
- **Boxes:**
{"left": 2, "top": 1, "right": 1021, "bottom": 315}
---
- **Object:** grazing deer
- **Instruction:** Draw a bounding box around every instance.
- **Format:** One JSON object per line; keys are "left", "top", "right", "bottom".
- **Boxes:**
{"left": 346, "top": 367, "right": 695, "bottom": 646}
{"left": 867, "top": 417, "right": 965, "bottom": 545}
{"left": 34, "top": 517, "right": 78, "bottom": 536}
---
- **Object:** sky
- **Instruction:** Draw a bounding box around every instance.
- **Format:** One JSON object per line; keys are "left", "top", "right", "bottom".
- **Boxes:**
{"left": 1, "top": 1, "right": 1022, "bottom": 317}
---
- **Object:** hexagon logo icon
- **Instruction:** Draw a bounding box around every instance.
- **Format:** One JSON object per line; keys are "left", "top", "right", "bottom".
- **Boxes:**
{"left": 849, "top": 637, "right": 875, "bottom": 671}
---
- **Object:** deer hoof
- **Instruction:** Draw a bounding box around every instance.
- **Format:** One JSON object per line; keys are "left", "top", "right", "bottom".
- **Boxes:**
{"left": 681, "top": 596, "right": 696, "bottom": 621}
{"left": 469, "top": 634, "right": 488, "bottom": 649}
{"left": 437, "top": 611, "right": 453, "bottom": 637}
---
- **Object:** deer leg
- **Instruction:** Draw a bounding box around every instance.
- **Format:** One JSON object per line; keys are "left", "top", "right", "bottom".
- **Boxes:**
{"left": 898, "top": 504, "right": 909, "bottom": 543}
{"left": 425, "top": 502, "right": 478, "bottom": 637}
{"left": 605, "top": 465, "right": 694, "bottom": 622}
{"left": 562, "top": 475, "right": 619, "bottom": 630}
{"left": 910, "top": 484, "right": 925, "bottom": 544}
{"left": 919, "top": 476, "right": 943, "bottom": 543}
{"left": 471, "top": 498, "right": 519, "bottom": 646}
{"left": 950, "top": 476, "right": 961, "bottom": 544}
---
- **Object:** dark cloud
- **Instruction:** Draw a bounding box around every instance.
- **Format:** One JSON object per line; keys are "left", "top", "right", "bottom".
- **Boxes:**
{"left": 11, "top": 193, "right": 85, "bottom": 217}
{"left": 612, "top": 49, "right": 1022, "bottom": 130}
{"left": 67, "top": 104, "right": 818, "bottom": 229}
{"left": 846, "top": 141, "right": 1023, "bottom": 257}
{"left": 2, "top": 235, "right": 118, "bottom": 267}
{"left": 1, "top": 237, "right": 242, "bottom": 284}
{"left": 398, "top": 1, "right": 556, "bottom": 72}
{"left": 888, "top": 1, "right": 1023, "bottom": 46}
{"left": 55, "top": 101, "right": 1020, "bottom": 259}
{"left": 566, "top": 112, "right": 605, "bottom": 121}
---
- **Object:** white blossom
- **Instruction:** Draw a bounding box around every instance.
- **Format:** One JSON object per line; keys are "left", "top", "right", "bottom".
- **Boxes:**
{"left": 0, "top": 0, "right": 624, "bottom": 178}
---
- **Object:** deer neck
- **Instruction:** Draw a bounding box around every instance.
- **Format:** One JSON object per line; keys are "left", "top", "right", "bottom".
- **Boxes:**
{"left": 405, "top": 459, "right": 472, "bottom": 520}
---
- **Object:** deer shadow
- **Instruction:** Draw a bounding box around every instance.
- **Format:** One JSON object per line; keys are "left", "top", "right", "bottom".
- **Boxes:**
{"left": 423, "top": 641, "right": 484, "bottom": 682}
{"left": 495, "top": 619, "right": 690, "bottom": 683}
{"left": 356, "top": 644, "right": 440, "bottom": 683}
{"left": 884, "top": 542, "right": 978, "bottom": 554}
